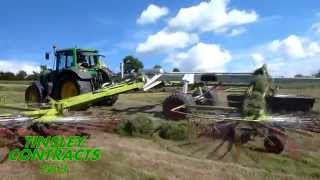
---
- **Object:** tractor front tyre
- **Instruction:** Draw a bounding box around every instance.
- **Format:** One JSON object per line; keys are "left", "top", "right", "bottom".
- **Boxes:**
{"left": 162, "top": 92, "right": 195, "bottom": 120}
{"left": 25, "top": 82, "right": 44, "bottom": 106}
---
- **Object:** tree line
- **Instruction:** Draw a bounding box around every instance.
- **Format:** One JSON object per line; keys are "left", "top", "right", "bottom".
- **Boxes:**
{"left": 0, "top": 70, "right": 39, "bottom": 80}
{"left": 122, "top": 56, "right": 180, "bottom": 73}
{"left": 0, "top": 56, "right": 181, "bottom": 81}
{"left": 295, "top": 71, "right": 320, "bottom": 78}
{"left": 1, "top": 56, "right": 319, "bottom": 81}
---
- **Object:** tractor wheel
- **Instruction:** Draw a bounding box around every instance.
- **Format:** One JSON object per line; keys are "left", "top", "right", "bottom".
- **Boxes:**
{"left": 264, "top": 135, "right": 285, "bottom": 154}
{"left": 58, "top": 76, "right": 92, "bottom": 100}
{"left": 95, "top": 95, "right": 119, "bottom": 106}
{"left": 105, "top": 95, "right": 119, "bottom": 106}
{"left": 25, "top": 82, "right": 44, "bottom": 105}
{"left": 193, "top": 89, "right": 218, "bottom": 106}
{"left": 162, "top": 92, "right": 195, "bottom": 120}
{"left": 201, "top": 90, "right": 218, "bottom": 106}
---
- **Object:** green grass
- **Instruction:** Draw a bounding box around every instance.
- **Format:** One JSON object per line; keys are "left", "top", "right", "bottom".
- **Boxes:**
{"left": 1, "top": 80, "right": 320, "bottom": 179}
{"left": 277, "top": 81, "right": 320, "bottom": 89}
{"left": 1, "top": 147, "right": 159, "bottom": 180}
{"left": 0, "top": 80, "right": 32, "bottom": 85}
{"left": 0, "top": 84, "right": 28, "bottom": 92}
{"left": 51, "top": 150, "right": 159, "bottom": 180}
{"left": 0, "top": 80, "right": 28, "bottom": 103}
{"left": 0, "top": 81, "right": 26, "bottom": 114}
{"left": 107, "top": 87, "right": 320, "bottom": 179}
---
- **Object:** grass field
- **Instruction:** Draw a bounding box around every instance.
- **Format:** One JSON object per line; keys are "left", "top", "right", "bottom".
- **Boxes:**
{"left": 0, "top": 80, "right": 320, "bottom": 180}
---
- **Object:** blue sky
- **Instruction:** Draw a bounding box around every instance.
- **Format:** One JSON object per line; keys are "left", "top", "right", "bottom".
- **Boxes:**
{"left": 0, "top": 0, "right": 320, "bottom": 76}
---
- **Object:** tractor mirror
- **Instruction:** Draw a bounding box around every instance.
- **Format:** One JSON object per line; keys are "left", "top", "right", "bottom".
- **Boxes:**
{"left": 45, "top": 52, "right": 50, "bottom": 60}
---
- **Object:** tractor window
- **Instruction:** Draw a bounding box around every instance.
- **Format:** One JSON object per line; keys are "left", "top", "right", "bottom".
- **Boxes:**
{"left": 66, "top": 55, "right": 75, "bottom": 67}
{"left": 77, "top": 52, "right": 99, "bottom": 68}
{"left": 57, "top": 54, "right": 66, "bottom": 70}
{"left": 56, "top": 51, "right": 74, "bottom": 70}
{"left": 88, "top": 56, "right": 97, "bottom": 66}
{"left": 93, "top": 56, "right": 99, "bottom": 66}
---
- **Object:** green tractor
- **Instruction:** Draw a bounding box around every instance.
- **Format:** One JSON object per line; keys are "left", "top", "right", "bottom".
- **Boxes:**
{"left": 25, "top": 46, "right": 118, "bottom": 107}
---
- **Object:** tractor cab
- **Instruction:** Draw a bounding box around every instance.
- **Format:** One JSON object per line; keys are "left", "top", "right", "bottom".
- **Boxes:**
{"left": 54, "top": 48, "right": 106, "bottom": 71}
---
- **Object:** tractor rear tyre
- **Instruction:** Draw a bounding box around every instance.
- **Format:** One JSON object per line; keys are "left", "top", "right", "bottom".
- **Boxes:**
{"left": 25, "top": 82, "right": 44, "bottom": 105}
{"left": 58, "top": 76, "right": 92, "bottom": 100}
{"left": 162, "top": 92, "right": 195, "bottom": 120}
{"left": 264, "top": 135, "right": 285, "bottom": 154}
{"left": 56, "top": 77, "right": 92, "bottom": 110}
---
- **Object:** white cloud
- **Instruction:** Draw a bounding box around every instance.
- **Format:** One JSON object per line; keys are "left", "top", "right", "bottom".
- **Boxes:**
{"left": 0, "top": 60, "right": 40, "bottom": 74}
{"left": 238, "top": 33, "right": 320, "bottom": 77}
{"left": 269, "top": 35, "right": 306, "bottom": 59}
{"left": 137, "top": 4, "right": 169, "bottom": 25}
{"left": 267, "top": 62, "right": 286, "bottom": 76}
{"left": 228, "top": 27, "right": 247, "bottom": 37}
{"left": 168, "top": 0, "right": 258, "bottom": 33}
{"left": 135, "top": 0, "right": 258, "bottom": 55}
{"left": 267, "top": 59, "right": 320, "bottom": 77}
{"left": 250, "top": 53, "right": 264, "bottom": 67}
{"left": 269, "top": 35, "right": 320, "bottom": 60}
{"left": 136, "top": 31, "right": 199, "bottom": 54}
{"left": 165, "top": 42, "right": 232, "bottom": 72}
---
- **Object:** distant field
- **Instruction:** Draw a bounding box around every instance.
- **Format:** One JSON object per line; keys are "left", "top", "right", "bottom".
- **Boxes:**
{"left": 0, "top": 80, "right": 319, "bottom": 112}
{"left": 0, "top": 81, "right": 29, "bottom": 112}
{"left": 0, "top": 80, "right": 32, "bottom": 85}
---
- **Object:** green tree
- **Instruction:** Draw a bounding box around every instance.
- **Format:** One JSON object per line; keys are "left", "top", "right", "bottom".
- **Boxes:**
{"left": 314, "top": 70, "right": 320, "bottom": 77}
{"left": 153, "top": 65, "right": 162, "bottom": 69}
{"left": 26, "top": 71, "right": 40, "bottom": 80}
{"left": 123, "top": 56, "right": 144, "bottom": 73}
{"left": 16, "top": 70, "right": 27, "bottom": 80}
{"left": 0, "top": 72, "right": 16, "bottom": 80}
{"left": 172, "top": 68, "right": 180, "bottom": 72}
